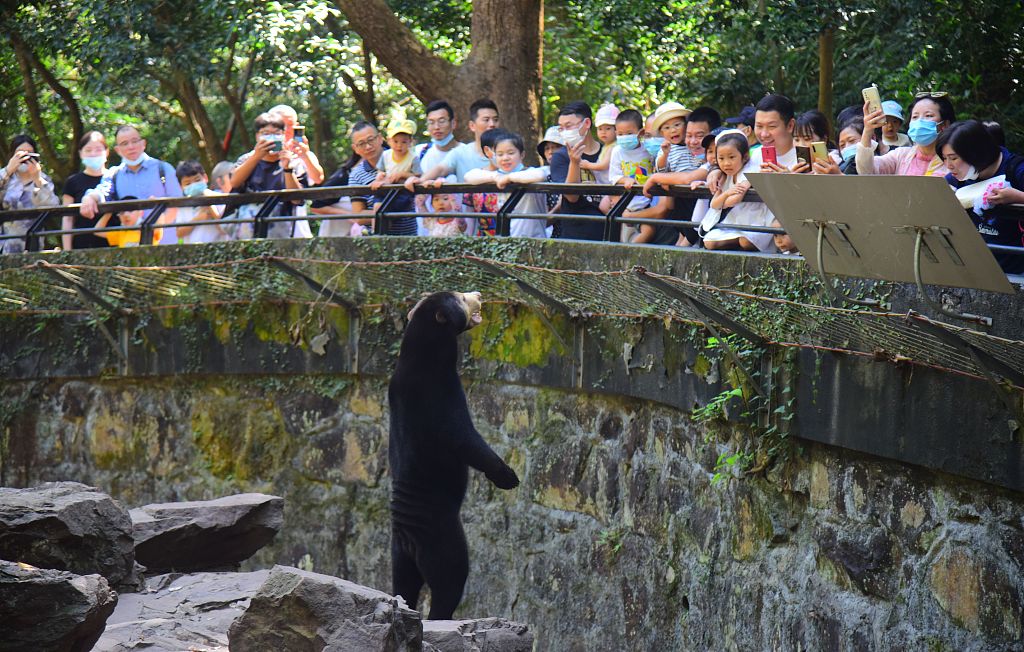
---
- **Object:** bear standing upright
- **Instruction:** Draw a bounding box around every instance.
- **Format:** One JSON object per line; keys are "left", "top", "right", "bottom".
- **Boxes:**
{"left": 388, "top": 291, "right": 520, "bottom": 620}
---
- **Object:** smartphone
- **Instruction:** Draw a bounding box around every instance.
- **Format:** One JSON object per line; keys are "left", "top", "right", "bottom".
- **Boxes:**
{"left": 811, "top": 141, "right": 829, "bottom": 163}
{"left": 862, "top": 85, "right": 882, "bottom": 114}
{"left": 262, "top": 134, "right": 284, "bottom": 152}
{"left": 293, "top": 125, "right": 305, "bottom": 144}
{"left": 795, "top": 146, "right": 812, "bottom": 172}
{"left": 762, "top": 144, "right": 777, "bottom": 166}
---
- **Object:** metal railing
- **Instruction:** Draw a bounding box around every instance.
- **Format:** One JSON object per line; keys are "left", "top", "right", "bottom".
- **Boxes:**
{"left": 0, "top": 183, "right": 768, "bottom": 250}
{"left": 0, "top": 182, "right": 1022, "bottom": 260}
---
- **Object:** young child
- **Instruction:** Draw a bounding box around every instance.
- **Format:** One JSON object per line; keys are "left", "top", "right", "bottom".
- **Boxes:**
{"left": 771, "top": 218, "right": 798, "bottom": 254}
{"left": 94, "top": 195, "right": 163, "bottom": 247}
{"left": 880, "top": 101, "right": 911, "bottom": 148}
{"left": 372, "top": 108, "right": 422, "bottom": 187}
{"left": 422, "top": 193, "right": 469, "bottom": 237}
{"left": 687, "top": 127, "right": 726, "bottom": 238}
{"left": 464, "top": 130, "right": 550, "bottom": 238}
{"left": 172, "top": 160, "right": 227, "bottom": 245}
{"left": 536, "top": 126, "right": 563, "bottom": 212}
{"left": 603, "top": 109, "right": 652, "bottom": 216}
{"left": 699, "top": 131, "right": 773, "bottom": 252}
{"left": 579, "top": 103, "right": 618, "bottom": 182}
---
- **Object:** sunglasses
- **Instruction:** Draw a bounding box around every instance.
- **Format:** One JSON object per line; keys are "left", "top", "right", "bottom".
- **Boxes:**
{"left": 914, "top": 91, "right": 948, "bottom": 99}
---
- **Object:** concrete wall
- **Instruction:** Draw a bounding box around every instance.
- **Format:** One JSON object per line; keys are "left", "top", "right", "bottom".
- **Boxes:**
{"left": 1, "top": 238, "right": 1022, "bottom": 649}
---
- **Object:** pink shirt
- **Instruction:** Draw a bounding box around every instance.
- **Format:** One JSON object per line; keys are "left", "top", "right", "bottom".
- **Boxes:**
{"left": 856, "top": 144, "right": 945, "bottom": 177}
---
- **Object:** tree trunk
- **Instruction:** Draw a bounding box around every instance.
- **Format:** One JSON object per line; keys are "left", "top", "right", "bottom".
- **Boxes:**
{"left": 817, "top": 27, "right": 835, "bottom": 122}
{"left": 334, "top": 0, "right": 543, "bottom": 161}
{"left": 172, "top": 72, "right": 221, "bottom": 171}
{"left": 309, "top": 93, "right": 334, "bottom": 171}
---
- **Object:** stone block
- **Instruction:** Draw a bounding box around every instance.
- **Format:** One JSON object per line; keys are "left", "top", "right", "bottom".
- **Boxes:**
{"left": 94, "top": 569, "right": 269, "bottom": 651}
{"left": 423, "top": 618, "right": 533, "bottom": 652}
{"left": 0, "top": 482, "right": 135, "bottom": 587}
{"left": 227, "top": 565, "right": 421, "bottom": 652}
{"left": 130, "top": 493, "right": 283, "bottom": 572}
{"left": 0, "top": 559, "right": 117, "bottom": 652}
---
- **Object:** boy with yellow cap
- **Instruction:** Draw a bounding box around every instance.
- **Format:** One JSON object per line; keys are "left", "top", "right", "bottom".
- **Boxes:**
{"left": 372, "top": 107, "right": 422, "bottom": 187}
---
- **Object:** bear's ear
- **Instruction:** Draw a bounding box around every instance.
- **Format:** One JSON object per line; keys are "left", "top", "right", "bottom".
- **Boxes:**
{"left": 434, "top": 309, "right": 447, "bottom": 324}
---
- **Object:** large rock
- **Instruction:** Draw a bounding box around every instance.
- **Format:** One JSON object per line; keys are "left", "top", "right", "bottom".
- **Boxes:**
{"left": 423, "top": 618, "right": 534, "bottom": 652}
{"left": 0, "top": 559, "right": 117, "bottom": 652}
{"left": 227, "top": 565, "right": 422, "bottom": 652}
{"left": 0, "top": 482, "right": 135, "bottom": 587}
{"left": 93, "top": 570, "right": 269, "bottom": 652}
{"left": 130, "top": 493, "right": 283, "bottom": 573}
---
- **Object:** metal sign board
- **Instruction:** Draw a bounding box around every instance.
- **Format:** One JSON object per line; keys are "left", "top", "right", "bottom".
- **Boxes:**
{"left": 747, "top": 173, "right": 1015, "bottom": 294}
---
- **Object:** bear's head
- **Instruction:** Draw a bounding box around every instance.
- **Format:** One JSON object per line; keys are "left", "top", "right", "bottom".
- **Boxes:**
{"left": 407, "top": 291, "right": 483, "bottom": 333}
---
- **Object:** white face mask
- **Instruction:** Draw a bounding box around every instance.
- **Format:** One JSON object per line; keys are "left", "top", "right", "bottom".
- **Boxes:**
{"left": 962, "top": 165, "right": 979, "bottom": 181}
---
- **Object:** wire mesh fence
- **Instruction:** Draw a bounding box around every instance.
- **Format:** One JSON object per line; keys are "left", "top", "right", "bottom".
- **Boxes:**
{"left": 1, "top": 251, "right": 1021, "bottom": 389}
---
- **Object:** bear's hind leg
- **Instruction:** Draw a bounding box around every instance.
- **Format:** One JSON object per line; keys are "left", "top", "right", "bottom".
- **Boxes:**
{"left": 419, "top": 517, "right": 469, "bottom": 620}
{"left": 392, "top": 534, "right": 424, "bottom": 611}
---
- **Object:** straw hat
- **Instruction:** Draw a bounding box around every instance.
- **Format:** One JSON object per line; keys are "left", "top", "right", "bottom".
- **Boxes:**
{"left": 650, "top": 102, "right": 692, "bottom": 133}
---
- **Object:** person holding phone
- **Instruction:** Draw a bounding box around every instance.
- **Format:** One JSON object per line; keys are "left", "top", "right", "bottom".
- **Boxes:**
{"left": 856, "top": 92, "right": 954, "bottom": 177}
{"left": 1, "top": 134, "right": 58, "bottom": 254}
{"left": 228, "top": 112, "right": 310, "bottom": 240}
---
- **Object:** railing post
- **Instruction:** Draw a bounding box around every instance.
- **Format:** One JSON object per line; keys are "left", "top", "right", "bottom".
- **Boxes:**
{"left": 496, "top": 188, "right": 526, "bottom": 237}
{"left": 252, "top": 196, "right": 281, "bottom": 239}
{"left": 604, "top": 190, "right": 635, "bottom": 242}
{"left": 139, "top": 204, "right": 167, "bottom": 245}
{"left": 374, "top": 188, "right": 400, "bottom": 236}
{"left": 25, "top": 211, "right": 51, "bottom": 252}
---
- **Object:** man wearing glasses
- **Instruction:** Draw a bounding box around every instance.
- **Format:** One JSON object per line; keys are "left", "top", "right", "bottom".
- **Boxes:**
{"left": 405, "top": 98, "right": 501, "bottom": 187}
{"left": 411, "top": 100, "right": 461, "bottom": 232}
{"left": 78, "top": 125, "right": 182, "bottom": 242}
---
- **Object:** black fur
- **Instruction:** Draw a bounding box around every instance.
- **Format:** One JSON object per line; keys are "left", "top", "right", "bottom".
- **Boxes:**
{"left": 388, "top": 292, "right": 519, "bottom": 619}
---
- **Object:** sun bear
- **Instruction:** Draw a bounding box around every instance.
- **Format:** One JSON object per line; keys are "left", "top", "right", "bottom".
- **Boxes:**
{"left": 388, "top": 291, "right": 520, "bottom": 620}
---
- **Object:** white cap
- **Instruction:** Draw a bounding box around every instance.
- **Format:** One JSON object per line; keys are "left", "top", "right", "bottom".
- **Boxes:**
{"left": 594, "top": 103, "right": 620, "bottom": 127}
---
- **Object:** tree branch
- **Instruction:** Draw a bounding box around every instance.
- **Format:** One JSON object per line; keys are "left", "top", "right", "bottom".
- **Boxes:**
{"left": 333, "top": 0, "right": 456, "bottom": 101}
{"left": 9, "top": 33, "right": 70, "bottom": 179}
{"left": 17, "top": 37, "right": 84, "bottom": 171}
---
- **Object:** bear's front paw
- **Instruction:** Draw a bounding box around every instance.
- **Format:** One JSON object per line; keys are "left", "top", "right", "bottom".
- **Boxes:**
{"left": 488, "top": 463, "right": 520, "bottom": 490}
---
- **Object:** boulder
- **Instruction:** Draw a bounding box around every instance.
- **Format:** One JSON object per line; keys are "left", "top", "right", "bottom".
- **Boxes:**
{"left": 0, "top": 482, "right": 135, "bottom": 587}
{"left": 227, "top": 565, "right": 422, "bottom": 652}
{"left": 423, "top": 618, "right": 534, "bottom": 652}
{"left": 130, "top": 493, "right": 283, "bottom": 573}
{"left": 93, "top": 570, "right": 270, "bottom": 652}
{"left": 0, "top": 559, "right": 117, "bottom": 652}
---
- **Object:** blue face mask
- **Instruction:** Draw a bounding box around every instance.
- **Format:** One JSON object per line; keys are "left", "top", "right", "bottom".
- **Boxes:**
{"left": 617, "top": 134, "right": 640, "bottom": 150}
{"left": 431, "top": 132, "right": 454, "bottom": 147}
{"left": 122, "top": 154, "right": 145, "bottom": 167}
{"left": 82, "top": 154, "right": 106, "bottom": 170}
{"left": 183, "top": 181, "right": 208, "bottom": 197}
{"left": 643, "top": 137, "right": 664, "bottom": 157}
{"left": 841, "top": 145, "right": 858, "bottom": 162}
{"left": 497, "top": 163, "right": 525, "bottom": 174}
{"left": 907, "top": 119, "right": 939, "bottom": 146}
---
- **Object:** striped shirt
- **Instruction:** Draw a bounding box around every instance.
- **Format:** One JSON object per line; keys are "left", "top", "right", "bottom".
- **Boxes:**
{"left": 348, "top": 159, "right": 417, "bottom": 236}
{"left": 664, "top": 144, "right": 705, "bottom": 173}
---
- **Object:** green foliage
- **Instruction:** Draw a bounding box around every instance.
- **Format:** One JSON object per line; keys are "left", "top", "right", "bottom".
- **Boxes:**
{"left": 2, "top": 0, "right": 1021, "bottom": 183}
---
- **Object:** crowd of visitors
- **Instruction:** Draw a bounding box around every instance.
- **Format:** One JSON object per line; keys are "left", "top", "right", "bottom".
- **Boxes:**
{"left": 1, "top": 89, "right": 1022, "bottom": 272}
